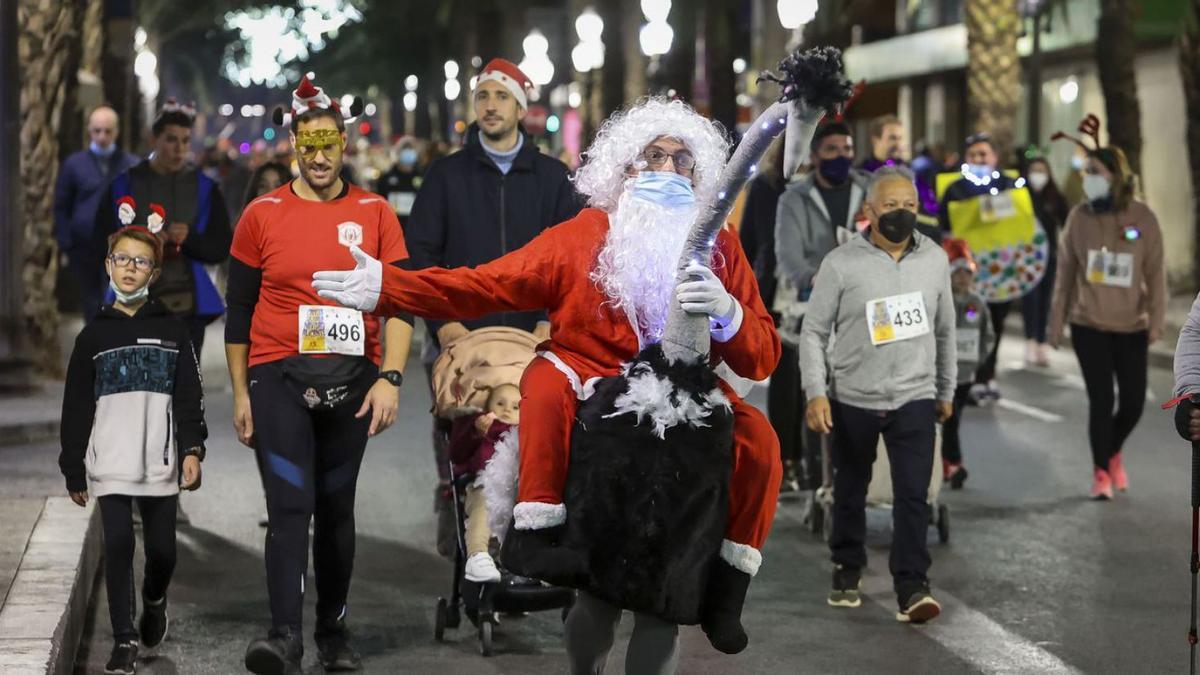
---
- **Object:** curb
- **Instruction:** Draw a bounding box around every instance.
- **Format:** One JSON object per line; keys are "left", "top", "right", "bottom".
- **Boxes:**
{"left": 0, "top": 497, "right": 101, "bottom": 675}
{"left": 1001, "top": 323, "right": 1176, "bottom": 371}
{"left": 0, "top": 421, "right": 60, "bottom": 448}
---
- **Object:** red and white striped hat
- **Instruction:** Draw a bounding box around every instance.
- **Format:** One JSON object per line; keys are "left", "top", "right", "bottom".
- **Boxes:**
{"left": 474, "top": 58, "right": 533, "bottom": 109}
{"left": 272, "top": 74, "right": 363, "bottom": 126}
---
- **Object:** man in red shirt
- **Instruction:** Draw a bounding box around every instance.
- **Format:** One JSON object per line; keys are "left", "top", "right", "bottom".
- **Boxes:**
{"left": 314, "top": 98, "right": 782, "bottom": 667}
{"left": 225, "top": 75, "right": 413, "bottom": 675}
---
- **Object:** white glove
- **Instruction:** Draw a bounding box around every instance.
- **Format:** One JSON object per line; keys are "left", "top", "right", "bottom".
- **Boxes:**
{"left": 311, "top": 244, "right": 382, "bottom": 312}
{"left": 676, "top": 262, "right": 737, "bottom": 325}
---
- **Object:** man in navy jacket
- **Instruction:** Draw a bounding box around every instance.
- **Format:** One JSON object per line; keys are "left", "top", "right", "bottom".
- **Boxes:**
{"left": 55, "top": 105, "right": 139, "bottom": 321}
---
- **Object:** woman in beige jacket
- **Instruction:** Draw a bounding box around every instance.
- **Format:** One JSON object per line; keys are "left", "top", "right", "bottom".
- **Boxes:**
{"left": 1049, "top": 146, "right": 1166, "bottom": 500}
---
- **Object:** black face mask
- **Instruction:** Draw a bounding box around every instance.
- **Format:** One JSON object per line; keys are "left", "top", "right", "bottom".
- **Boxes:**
{"left": 876, "top": 209, "right": 916, "bottom": 244}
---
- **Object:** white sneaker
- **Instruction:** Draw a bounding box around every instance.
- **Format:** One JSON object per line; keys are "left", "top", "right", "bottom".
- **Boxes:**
{"left": 1024, "top": 340, "right": 1038, "bottom": 366}
{"left": 464, "top": 553, "right": 502, "bottom": 583}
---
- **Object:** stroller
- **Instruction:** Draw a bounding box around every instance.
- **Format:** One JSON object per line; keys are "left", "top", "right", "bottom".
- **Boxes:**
{"left": 428, "top": 327, "right": 575, "bottom": 656}
{"left": 808, "top": 428, "right": 951, "bottom": 545}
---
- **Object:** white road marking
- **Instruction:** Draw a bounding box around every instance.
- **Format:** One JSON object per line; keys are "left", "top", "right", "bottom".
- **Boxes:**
{"left": 777, "top": 507, "right": 1083, "bottom": 674}
{"left": 994, "top": 398, "right": 1064, "bottom": 423}
{"left": 861, "top": 557, "right": 1084, "bottom": 675}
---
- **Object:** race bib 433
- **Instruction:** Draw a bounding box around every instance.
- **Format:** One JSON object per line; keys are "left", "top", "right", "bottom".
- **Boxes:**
{"left": 867, "top": 292, "right": 931, "bottom": 346}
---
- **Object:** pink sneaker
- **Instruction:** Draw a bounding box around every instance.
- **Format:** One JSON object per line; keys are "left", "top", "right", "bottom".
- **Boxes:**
{"left": 1091, "top": 468, "right": 1114, "bottom": 501}
{"left": 1108, "top": 453, "right": 1128, "bottom": 492}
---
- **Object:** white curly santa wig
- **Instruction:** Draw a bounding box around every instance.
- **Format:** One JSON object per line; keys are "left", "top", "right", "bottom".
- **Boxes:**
{"left": 573, "top": 97, "right": 731, "bottom": 213}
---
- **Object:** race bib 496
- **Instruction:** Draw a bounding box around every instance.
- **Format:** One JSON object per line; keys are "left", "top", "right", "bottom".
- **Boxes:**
{"left": 299, "top": 305, "right": 365, "bottom": 356}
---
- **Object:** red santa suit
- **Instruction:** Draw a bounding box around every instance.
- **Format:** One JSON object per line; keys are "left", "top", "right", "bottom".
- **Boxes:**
{"left": 374, "top": 207, "right": 783, "bottom": 559}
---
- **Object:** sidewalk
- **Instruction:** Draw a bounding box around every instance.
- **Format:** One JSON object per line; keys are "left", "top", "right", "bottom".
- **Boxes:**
{"left": 1003, "top": 292, "right": 1195, "bottom": 371}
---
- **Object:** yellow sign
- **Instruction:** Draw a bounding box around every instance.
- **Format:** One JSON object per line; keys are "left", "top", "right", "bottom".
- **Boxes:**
{"left": 947, "top": 187, "right": 1036, "bottom": 253}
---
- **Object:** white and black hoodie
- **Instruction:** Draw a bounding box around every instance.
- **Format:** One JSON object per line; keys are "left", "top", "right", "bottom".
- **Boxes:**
{"left": 59, "top": 299, "right": 207, "bottom": 497}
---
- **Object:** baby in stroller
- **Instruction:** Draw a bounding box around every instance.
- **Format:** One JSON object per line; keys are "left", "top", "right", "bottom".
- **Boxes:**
{"left": 447, "top": 383, "right": 520, "bottom": 583}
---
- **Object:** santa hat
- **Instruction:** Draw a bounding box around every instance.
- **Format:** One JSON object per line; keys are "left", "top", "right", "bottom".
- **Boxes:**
{"left": 272, "top": 73, "right": 364, "bottom": 127}
{"left": 942, "top": 237, "right": 977, "bottom": 275}
{"left": 475, "top": 58, "right": 533, "bottom": 109}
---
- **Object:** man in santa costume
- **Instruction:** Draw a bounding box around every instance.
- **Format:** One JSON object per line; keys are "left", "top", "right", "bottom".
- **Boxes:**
{"left": 313, "top": 97, "right": 782, "bottom": 665}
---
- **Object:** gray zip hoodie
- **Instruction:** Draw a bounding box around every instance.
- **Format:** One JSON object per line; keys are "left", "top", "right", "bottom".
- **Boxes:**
{"left": 799, "top": 229, "right": 957, "bottom": 410}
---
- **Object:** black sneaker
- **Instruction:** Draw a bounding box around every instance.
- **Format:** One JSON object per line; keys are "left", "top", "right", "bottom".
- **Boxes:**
{"left": 315, "top": 616, "right": 362, "bottom": 671}
{"left": 948, "top": 465, "right": 969, "bottom": 490}
{"left": 138, "top": 596, "right": 168, "bottom": 649}
{"left": 827, "top": 565, "right": 862, "bottom": 608}
{"left": 104, "top": 641, "right": 138, "bottom": 675}
{"left": 245, "top": 627, "right": 303, "bottom": 675}
{"left": 896, "top": 584, "right": 942, "bottom": 624}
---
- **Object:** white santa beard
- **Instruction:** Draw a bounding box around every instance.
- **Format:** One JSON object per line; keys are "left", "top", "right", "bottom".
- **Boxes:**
{"left": 591, "top": 190, "right": 698, "bottom": 344}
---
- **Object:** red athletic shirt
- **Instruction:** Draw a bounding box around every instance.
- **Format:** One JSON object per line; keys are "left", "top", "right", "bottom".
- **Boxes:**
{"left": 230, "top": 182, "right": 409, "bottom": 368}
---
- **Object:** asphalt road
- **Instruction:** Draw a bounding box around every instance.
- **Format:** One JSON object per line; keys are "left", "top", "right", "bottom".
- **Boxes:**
{"left": 51, "top": 334, "right": 1194, "bottom": 674}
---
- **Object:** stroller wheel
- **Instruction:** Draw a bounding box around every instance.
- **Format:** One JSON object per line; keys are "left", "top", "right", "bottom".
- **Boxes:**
{"left": 435, "top": 597, "right": 448, "bottom": 641}
{"left": 937, "top": 503, "right": 950, "bottom": 544}
{"left": 479, "top": 620, "right": 494, "bottom": 657}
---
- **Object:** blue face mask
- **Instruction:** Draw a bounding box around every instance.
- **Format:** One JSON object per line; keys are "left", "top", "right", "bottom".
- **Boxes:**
{"left": 398, "top": 148, "right": 418, "bottom": 166}
{"left": 966, "top": 163, "right": 992, "bottom": 180}
{"left": 630, "top": 171, "right": 695, "bottom": 208}
{"left": 90, "top": 141, "right": 116, "bottom": 158}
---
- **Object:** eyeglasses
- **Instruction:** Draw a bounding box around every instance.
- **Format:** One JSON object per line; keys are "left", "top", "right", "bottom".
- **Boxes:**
{"left": 642, "top": 146, "right": 696, "bottom": 174}
{"left": 109, "top": 253, "right": 155, "bottom": 272}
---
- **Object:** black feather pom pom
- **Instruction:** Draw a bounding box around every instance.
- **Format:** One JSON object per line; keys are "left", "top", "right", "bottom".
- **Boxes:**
{"left": 757, "top": 46, "right": 854, "bottom": 112}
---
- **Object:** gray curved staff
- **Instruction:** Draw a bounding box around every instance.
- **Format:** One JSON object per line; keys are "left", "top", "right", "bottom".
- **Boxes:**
{"left": 660, "top": 46, "right": 853, "bottom": 363}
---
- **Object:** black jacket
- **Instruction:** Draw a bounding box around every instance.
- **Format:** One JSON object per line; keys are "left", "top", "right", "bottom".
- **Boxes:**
{"left": 738, "top": 174, "right": 787, "bottom": 310}
{"left": 59, "top": 299, "right": 206, "bottom": 494}
{"left": 405, "top": 124, "right": 581, "bottom": 344}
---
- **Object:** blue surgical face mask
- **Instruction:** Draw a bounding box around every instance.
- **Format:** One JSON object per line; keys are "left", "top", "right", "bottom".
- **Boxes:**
{"left": 966, "top": 163, "right": 992, "bottom": 179}
{"left": 630, "top": 171, "right": 695, "bottom": 208}
{"left": 109, "top": 278, "right": 150, "bottom": 304}
{"left": 90, "top": 141, "right": 116, "bottom": 158}
{"left": 398, "top": 148, "right": 418, "bottom": 166}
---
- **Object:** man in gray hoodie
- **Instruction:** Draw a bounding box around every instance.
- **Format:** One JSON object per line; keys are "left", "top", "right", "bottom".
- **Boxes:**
{"left": 799, "top": 166, "right": 956, "bottom": 624}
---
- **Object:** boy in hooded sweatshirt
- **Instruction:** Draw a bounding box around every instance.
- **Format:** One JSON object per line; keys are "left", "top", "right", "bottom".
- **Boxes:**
{"left": 940, "top": 238, "right": 993, "bottom": 489}
{"left": 59, "top": 204, "right": 206, "bottom": 675}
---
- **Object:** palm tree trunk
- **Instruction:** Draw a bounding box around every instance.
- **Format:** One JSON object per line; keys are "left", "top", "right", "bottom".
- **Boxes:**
{"left": 965, "top": 0, "right": 1022, "bottom": 163}
{"left": 1096, "top": 0, "right": 1143, "bottom": 174}
{"left": 1182, "top": 0, "right": 1200, "bottom": 289}
{"left": 18, "top": 0, "right": 87, "bottom": 376}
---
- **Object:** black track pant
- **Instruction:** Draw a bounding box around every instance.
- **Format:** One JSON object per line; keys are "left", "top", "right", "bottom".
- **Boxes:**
{"left": 1070, "top": 324, "right": 1148, "bottom": 469}
{"left": 768, "top": 340, "right": 823, "bottom": 489}
{"left": 829, "top": 399, "right": 935, "bottom": 595}
{"left": 940, "top": 383, "right": 974, "bottom": 465}
{"left": 98, "top": 494, "right": 178, "bottom": 642}
{"left": 249, "top": 362, "right": 373, "bottom": 633}
{"left": 975, "top": 301, "right": 1012, "bottom": 384}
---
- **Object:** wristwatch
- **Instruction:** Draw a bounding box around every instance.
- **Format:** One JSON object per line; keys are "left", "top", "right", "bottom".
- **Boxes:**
{"left": 379, "top": 370, "right": 404, "bottom": 388}
{"left": 182, "top": 445, "right": 205, "bottom": 461}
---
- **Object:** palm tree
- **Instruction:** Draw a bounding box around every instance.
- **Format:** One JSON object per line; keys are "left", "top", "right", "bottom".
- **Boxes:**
{"left": 17, "top": 0, "right": 92, "bottom": 375}
{"left": 1096, "top": 0, "right": 1143, "bottom": 174}
{"left": 1182, "top": 0, "right": 1200, "bottom": 288}
{"left": 964, "top": 0, "right": 1022, "bottom": 163}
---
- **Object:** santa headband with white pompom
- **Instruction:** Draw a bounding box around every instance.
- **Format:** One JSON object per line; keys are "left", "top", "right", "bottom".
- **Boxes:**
{"left": 115, "top": 196, "right": 166, "bottom": 234}
{"left": 272, "top": 74, "right": 364, "bottom": 127}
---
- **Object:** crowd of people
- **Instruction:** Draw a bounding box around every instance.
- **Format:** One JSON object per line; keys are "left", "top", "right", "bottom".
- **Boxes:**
{"left": 52, "top": 51, "right": 1171, "bottom": 675}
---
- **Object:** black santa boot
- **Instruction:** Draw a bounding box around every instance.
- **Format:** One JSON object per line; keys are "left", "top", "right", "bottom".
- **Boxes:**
{"left": 701, "top": 557, "right": 754, "bottom": 654}
{"left": 500, "top": 503, "right": 588, "bottom": 588}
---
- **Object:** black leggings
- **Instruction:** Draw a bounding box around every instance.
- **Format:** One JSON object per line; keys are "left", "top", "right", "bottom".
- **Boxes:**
{"left": 1070, "top": 324, "right": 1148, "bottom": 469}
{"left": 940, "top": 383, "right": 974, "bottom": 465}
{"left": 98, "top": 495, "right": 178, "bottom": 642}
{"left": 975, "top": 301, "right": 1012, "bottom": 384}
{"left": 767, "top": 341, "right": 823, "bottom": 489}
{"left": 249, "top": 362, "right": 374, "bottom": 632}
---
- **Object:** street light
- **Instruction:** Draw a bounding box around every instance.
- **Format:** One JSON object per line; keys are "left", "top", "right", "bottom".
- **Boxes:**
{"left": 641, "top": 0, "right": 671, "bottom": 23}
{"left": 777, "top": 0, "right": 818, "bottom": 29}
{"left": 576, "top": 7, "right": 603, "bottom": 42}
{"left": 444, "top": 60, "right": 459, "bottom": 80}
{"left": 573, "top": 6, "right": 605, "bottom": 73}
{"left": 519, "top": 29, "right": 555, "bottom": 86}
{"left": 639, "top": 20, "right": 673, "bottom": 56}
{"left": 404, "top": 75, "right": 418, "bottom": 92}
{"left": 444, "top": 79, "right": 461, "bottom": 101}
{"left": 402, "top": 91, "right": 417, "bottom": 112}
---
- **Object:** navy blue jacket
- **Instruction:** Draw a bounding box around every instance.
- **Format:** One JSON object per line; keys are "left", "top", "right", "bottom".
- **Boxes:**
{"left": 54, "top": 148, "right": 140, "bottom": 252}
{"left": 405, "top": 124, "right": 582, "bottom": 344}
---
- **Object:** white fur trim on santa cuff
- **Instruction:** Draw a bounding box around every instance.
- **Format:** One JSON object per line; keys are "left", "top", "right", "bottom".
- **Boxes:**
{"left": 710, "top": 301, "right": 745, "bottom": 343}
{"left": 513, "top": 501, "right": 566, "bottom": 530}
{"left": 720, "top": 539, "right": 762, "bottom": 576}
